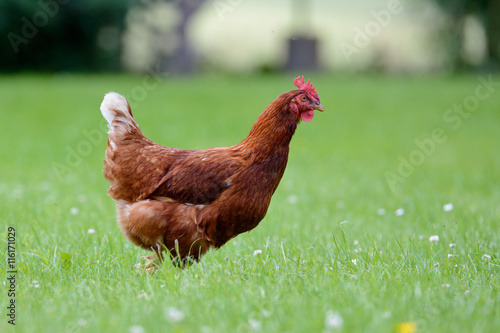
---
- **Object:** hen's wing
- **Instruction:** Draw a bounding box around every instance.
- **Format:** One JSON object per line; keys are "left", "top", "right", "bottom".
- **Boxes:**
{"left": 104, "top": 135, "right": 179, "bottom": 201}
{"left": 150, "top": 147, "right": 244, "bottom": 205}
{"left": 105, "top": 132, "right": 244, "bottom": 204}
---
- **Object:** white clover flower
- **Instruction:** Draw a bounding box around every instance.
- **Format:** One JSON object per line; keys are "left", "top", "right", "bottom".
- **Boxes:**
{"left": 253, "top": 250, "right": 262, "bottom": 256}
{"left": 32, "top": 280, "right": 40, "bottom": 288}
{"left": 70, "top": 207, "right": 79, "bottom": 215}
{"left": 443, "top": 203, "right": 453, "bottom": 212}
{"left": 129, "top": 325, "right": 145, "bottom": 333}
{"left": 87, "top": 229, "right": 96, "bottom": 234}
{"left": 447, "top": 254, "right": 454, "bottom": 259}
{"left": 138, "top": 290, "right": 148, "bottom": 299}
{"left": 377, "top": 208, "right": 386, "bottom": 215}
{"left": 12, "top": 186, "right": 24, "bottom": 199}
{"left": 483, "top": 254, "right": 491, "bottom": 260}
{"left": 429, "top": 235, "right": 439, "bottom": 243}
{"left": 77, "top": 319, "right": 88, "bottom": 327}
{"left": 287, "top": 195, "right": 298, "bottom": 204}
{"left": 248, "top": 319, "right": 262, "bottom": 331}
{"left": 324, "top": 310, "right": 344, "bottom": 329}
{"left": 165, "top": 307, "right": 185, "bottom": 322}
{"left": 351, "top": 259, "right": 357, "bottom": 265}
{"left": 441, "top": 284, "right": 450, "bottom": 288}
{"left": 38, "top": 181, "right": 51, "bottom": 191}
{"left": 353, "top": 240, "right": 359, "bottom": 246}
{"left": 395, "top": 208, "right": 405, "bottom": 216}
{"left": 449, "top": 243, "right": 456, "bottom": 248}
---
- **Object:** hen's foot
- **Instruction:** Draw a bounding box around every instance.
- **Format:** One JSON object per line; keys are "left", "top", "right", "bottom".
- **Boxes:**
{"left": 135, "top": 253, "right": 162, "bottom": 273}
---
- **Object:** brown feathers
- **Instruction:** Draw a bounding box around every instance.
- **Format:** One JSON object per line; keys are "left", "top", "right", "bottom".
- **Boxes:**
{"left": 100, "top": 79, "right": 322, "bottom": 268}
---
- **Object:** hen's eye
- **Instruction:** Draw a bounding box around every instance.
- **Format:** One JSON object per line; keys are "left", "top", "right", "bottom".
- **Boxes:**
{"left": 301, "top": 95, "right": 307, "bottom": 101}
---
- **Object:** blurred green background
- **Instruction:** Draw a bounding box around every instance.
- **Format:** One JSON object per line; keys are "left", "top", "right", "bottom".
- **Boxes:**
{"left": 1, "top": 0, "right": 499, "bottom": 74}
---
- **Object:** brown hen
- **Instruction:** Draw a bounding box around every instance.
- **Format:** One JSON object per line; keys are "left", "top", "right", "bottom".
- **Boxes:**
{"left": 100, "top": 77, "right": 323, "bottom": 269}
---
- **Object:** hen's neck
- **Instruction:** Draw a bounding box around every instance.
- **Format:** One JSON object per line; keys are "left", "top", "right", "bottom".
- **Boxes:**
{"left": 237, "top": 95, "right": 297, "bottom": 161}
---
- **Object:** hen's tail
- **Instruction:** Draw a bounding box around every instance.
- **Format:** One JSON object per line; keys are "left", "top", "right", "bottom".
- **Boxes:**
{"left": 100, "top": 92, "right": 157, "bottom": 202}
{"left": 100, "top": 92, "right": 140, "bottom": 146}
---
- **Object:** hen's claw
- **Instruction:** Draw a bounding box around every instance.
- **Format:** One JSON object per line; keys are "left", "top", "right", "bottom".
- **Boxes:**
{"left": 136, "top": 254, "right": 161, "bottom": 273}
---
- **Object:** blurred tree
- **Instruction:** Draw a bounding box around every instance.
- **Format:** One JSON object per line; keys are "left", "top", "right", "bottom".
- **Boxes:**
{"left": 167, "top": 0, "right": 207, "bottom": 74}
{"left": 485, "top": 0, "right": 500, "bottom": 68}
{"left": 0, "top": 0, "right": 132, "bottom": 72}
{"left": 432, "top": 0, "right": 499, "bottom": 70}
{"left": 121, "top": 0, "right": 206, "bottom": 74}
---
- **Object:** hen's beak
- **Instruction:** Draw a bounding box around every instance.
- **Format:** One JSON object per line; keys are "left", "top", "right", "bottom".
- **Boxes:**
{"left": 312, "top": 101, "right": 324, "bottom": 112}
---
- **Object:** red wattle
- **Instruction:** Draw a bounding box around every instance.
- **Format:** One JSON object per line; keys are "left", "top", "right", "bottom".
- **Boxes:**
{"left": 301, "top": 110, "right": 314, "bottom": 122}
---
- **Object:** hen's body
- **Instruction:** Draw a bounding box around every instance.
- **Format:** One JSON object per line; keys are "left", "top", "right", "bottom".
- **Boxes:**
{"left": 101, "top": 78, "right": 323, "bottom": 267}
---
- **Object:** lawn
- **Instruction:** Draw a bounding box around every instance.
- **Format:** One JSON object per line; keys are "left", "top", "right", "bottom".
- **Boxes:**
{"left": 1, "top": 73, "right": 499, "bottom": 332}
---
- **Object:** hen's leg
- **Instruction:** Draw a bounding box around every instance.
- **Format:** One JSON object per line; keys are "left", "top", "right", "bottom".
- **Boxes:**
{"left": 117, "top": 200, "right": 168, "bottom": 272}
{"left": 117, "top": 200, "right": 167, "bottom": 249}
{"left": 137, "top": 252, "right": 162, "bottom": 273}
{"left": 116, "top": 199, "right": 210, "bottom": 269}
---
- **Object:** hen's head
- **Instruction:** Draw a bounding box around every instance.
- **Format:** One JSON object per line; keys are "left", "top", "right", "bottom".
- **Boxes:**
{"left": 290, "top": 76, "right": 324, "bottom": 122}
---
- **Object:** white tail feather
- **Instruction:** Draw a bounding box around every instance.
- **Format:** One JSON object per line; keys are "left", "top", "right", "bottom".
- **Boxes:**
{"left": 100, "top": 92, "right": 138, "bottom": 137}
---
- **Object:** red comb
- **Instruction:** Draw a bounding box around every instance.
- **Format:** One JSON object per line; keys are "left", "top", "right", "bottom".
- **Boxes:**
{"left": 293, "top": 76, "right": 319, "bottom": 100}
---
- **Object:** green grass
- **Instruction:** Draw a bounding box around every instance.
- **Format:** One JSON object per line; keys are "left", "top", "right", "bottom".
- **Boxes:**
{"left": 1, "top": 73, "right": 499, "bottom": 332}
